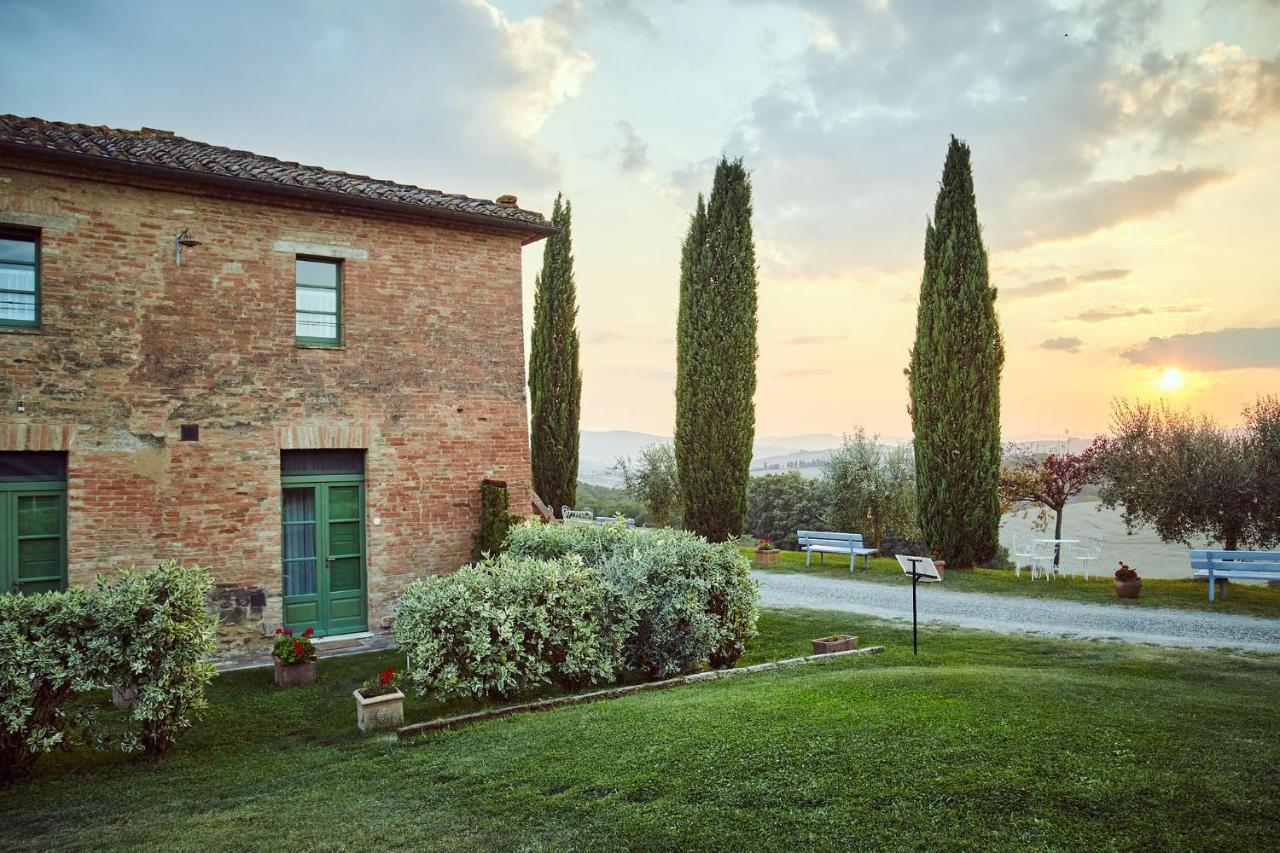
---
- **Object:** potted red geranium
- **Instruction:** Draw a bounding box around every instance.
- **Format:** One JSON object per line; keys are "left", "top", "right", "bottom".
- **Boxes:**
{"left": 1114, "top": 561, "right": 1142, "bottom": 599}
{"left": 272, "top": 627, "right": 318, "bottom": 687}
{"left": 754, "top": 538, "right": 780, "bottom": 566}
{"left": 354, "top": 667, "right": 405, "bottom": 733}
{"left": 930, "top": 549, "right": 947, "bottom": 578}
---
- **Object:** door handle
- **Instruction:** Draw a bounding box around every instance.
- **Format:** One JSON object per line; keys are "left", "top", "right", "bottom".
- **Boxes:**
{"left": 326, "top": 556, "right": 336, "bottom": 562}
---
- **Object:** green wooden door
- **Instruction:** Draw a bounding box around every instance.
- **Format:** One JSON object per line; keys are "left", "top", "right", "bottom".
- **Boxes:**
{"left": 0, "top": 482, "right": 67, "bottom": 595}
{"left": 281, "top": 475, "right": 366, "bottom": 636}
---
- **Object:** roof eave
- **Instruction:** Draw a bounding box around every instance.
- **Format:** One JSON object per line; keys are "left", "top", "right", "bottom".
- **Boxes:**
{"left": 0, "top": 141, "right": 558, "bottom": 244}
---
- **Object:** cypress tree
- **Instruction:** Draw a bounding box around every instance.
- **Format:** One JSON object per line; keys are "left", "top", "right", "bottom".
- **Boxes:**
{"left": 675, "top": 158, "right": 758, "bottom": 542}
{"left": 908, "top": 137, "right": 1005, "bottom": 569}
{"left": 528, "top": 193, "right": 581, "bottom": 518}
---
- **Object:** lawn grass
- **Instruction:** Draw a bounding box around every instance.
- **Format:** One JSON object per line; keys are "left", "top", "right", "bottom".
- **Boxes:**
{"left": 745, "top": 546, "right": 1280, "bottom": 618}
{"left": 4, "top": 609, "right": 1279, "bottom": 850}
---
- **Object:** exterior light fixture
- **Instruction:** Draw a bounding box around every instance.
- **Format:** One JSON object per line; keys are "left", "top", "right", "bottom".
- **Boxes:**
{"left": 175, "top": 228, "right": 201, "bottom": 266}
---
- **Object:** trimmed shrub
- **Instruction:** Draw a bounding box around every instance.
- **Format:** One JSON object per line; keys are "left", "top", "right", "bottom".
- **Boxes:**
{"left": 395, "top": 555, "right": 631, "bottom": 700}
{"left": 92, "top": 562, "right": 218, "bottom": 757}
{"left": 399, "top": 524, "right": 760, "bottom": 701}
{"left": 507, "top": 523, "right": 759, "bottom": 677}
{"left": 0, "top": 562, "right": 216, "bottom": 783}
{"left": 0, "top": 588, "right": 99, "bottom": 784}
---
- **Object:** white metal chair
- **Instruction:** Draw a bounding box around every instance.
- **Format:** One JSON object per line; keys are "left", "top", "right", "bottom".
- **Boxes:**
{"left": 1029, "top": 539, "right": 1057, "bottom": 580}
{"left": 561, "top": 506, "right": 595, "bottom": 525}
{"left": 1070, "top": 537, "right": 1103, "bottom": 580}
{"left": 1010, "top": 534, "right": 1034, "bottom": 578}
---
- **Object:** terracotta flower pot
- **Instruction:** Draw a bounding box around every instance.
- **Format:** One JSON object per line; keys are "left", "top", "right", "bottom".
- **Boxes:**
{"left": 1114, "top": 579, "right": 1142, "bottom": 599}
{"left": 934, "top": 560, "right": 946, "bottom": 578}
{"left": 755, "top": 549, "right": 780, "bottom": 566}
{"left": 811, "top": 634, "right": 859, "bottom": 654}
{"left": 354, "top": 688, "right": 405, "bottom": 733}
{"left": 273, "top": 655, "right": 317, "bottom": 687}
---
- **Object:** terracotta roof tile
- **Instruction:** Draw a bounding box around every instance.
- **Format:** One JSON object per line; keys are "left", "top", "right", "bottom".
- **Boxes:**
{"left": 0, "top": 115, "right": 550, "bottom": 234}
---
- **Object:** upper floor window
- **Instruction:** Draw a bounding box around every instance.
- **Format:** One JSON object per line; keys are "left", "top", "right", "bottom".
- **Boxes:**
{"left": 0, "top": 231, "right": 39, "bottom": 328}
{"left": 295, "top": 257, "right": 342, "bottom": 346}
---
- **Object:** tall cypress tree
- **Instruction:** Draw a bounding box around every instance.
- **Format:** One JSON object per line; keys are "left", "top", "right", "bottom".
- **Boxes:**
{"left": 675, "top": 158, "right": 758, "bottom": 542}
{"left": 528, "top": 193, "right": 581, "bottom": 518}
{"left": 908, "top": 137, "right": 1005, "bottom": 568}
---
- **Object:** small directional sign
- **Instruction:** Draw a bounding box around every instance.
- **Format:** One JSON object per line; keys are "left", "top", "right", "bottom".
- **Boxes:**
{"left": 895, "top": 555, "right": 943, "bottom": 655}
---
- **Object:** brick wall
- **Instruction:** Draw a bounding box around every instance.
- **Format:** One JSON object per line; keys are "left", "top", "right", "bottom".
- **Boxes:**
{"left": 0, "top": 162, "right": 534, "bottom": 655}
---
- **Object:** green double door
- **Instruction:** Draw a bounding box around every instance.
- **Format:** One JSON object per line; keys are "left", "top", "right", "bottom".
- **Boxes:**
{"left": 281, "top": 475, "right": 367, "bottom": 636}
{"left": 0, "top": 482, "right": 66, "bottom": 595}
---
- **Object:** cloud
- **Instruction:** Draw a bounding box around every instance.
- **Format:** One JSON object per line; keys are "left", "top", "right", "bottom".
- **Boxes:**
{"left": 590, "top": 0, "right": 659, "bottom": 39}
{"left": 0, "top": 0, "right": 595, "bottom": 197}
{"left": 680, "top": 0, "right": 1271, "bottom": 279}
{"left": 1004, "top": 277, "right": 1073, "bottom": 300}
{"left": 475, "top": 1, "right": 597, "bottom": 138}
{"left": 1121, "top": 326, "right": 1280, "bottom": 370}
{"left": 785, "top": 334, "right": 845, "bottom": 345}
{"left": 1076, "top": 268, "right": 1131, "bottom": 283}
{"left": 1003, "top": 268, "right": 1128, "bottom": 301}
{"left": 1039, "top": 336, "right": 1083, "bottom": 354}
{"left": 1104, "top": 42, "right": 1280, "bottom": 147}
{"left": 1008, "top": 166, "right": 1233, "bottom": 247}
{"left": 1075, "top": 302, "right": 1206, "bottom": 323}
{"left": 616, "top": 120, "right": 650, "bottom": 173}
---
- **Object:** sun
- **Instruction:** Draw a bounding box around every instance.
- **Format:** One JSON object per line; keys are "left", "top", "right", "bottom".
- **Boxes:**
{"left": 1155, "top": 367, "right": 1185, "bottom": 392}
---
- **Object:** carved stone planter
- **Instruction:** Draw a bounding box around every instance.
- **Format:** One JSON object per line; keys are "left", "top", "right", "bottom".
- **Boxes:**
{"left": 754, "top": 549, "right": 780, "bottom": 566}
{"left": 1114, "top": 579, "right": 1142, "bottom": 600}
{"left": 354, "top": 688, "right": 405, "bottom": 733}
{"left": 273, "top": 656, "right": 317, "bottom": 687}
{"left": 811, "top": 634, "right": 859, "bottom": 655}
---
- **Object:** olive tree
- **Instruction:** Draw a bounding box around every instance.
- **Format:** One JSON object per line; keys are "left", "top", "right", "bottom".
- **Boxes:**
{"left": 823, "top": 431, "right": 919, "bottom": 550}
{"left": 1098, "top": 399, "right": 1276, "bottom": 551}
{"left": 615, "top": 442, "right": 682, "bottom": 528}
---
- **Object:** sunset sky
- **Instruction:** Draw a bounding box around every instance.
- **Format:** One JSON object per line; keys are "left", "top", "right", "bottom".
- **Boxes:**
{"left": 3, "top": 0, "right": 1277, "bottom": 440}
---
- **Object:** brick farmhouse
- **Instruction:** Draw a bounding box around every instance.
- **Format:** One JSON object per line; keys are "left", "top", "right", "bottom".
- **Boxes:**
{"left": 0, "top": 115, "right": 552, "bottom": 655}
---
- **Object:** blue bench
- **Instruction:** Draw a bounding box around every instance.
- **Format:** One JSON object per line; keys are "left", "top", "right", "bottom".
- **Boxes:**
{"left": 1189, "top": 550, "right": 1280, "bottom": 602}
{"left": 798, "top": 530, "right": 878, "bottom": 571}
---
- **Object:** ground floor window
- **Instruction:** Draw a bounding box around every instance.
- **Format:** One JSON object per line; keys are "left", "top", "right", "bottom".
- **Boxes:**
{"left": 0, "top": 452, "right": 67, "bottom": 594}
{"left": 280, "top": 450, "right": 366, "bottom": 636}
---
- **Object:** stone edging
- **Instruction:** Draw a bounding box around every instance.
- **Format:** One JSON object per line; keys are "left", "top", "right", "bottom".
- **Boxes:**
{"left": 396, "top": 645, "right": 886, "bottom": 740}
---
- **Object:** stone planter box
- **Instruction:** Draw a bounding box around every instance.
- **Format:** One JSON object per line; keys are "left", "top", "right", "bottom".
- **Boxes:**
{"left": 111, "top": 682, "right": 138, "bottom": 708}
{"left": 354, "top": 688, "right": 405, "bottom": 733}
{"left": 754, "top": 549, "right": 780, "bottom": 566}
{"left": 273, "top": 656, "right": 317, "bottom": 687}
{"left": 1114, "top": 579, "right": 1143, "bottom": 600}
{"left": 812, "top": 634, "right": 859, "bottom": 655}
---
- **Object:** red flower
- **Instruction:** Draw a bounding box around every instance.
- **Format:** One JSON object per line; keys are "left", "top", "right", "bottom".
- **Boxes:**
{"left": 379, "top": 667, "right": 395, "bottom": 686}
{"left": 292, "top": 640, "right": 304, "bottom": 656}
{"left": 303, "top": 626, "right": 314, "bottom": 637}
{"left": 275, "top": 627, "right": 284, "bottom": 634}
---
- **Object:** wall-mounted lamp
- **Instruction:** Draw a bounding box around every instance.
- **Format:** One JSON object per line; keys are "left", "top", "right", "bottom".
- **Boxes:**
{"left": 175, "top": 228, "right": 201, "bottom": 266}
{"left": 15, "top": 400, "right": 25, "bottom": 414}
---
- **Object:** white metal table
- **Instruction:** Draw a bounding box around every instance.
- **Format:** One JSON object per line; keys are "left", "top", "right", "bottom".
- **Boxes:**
{"left": 1033, "top": 538, "right": 1078, "bottom": 579}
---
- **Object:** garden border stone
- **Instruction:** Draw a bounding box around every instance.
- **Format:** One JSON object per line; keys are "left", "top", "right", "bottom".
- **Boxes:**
{"left": 396, "top": 645, "right": 885, "bottom": 739}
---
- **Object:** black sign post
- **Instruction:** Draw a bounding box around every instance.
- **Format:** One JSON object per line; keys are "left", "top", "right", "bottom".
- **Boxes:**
{"left": 897, "top": 555, "right": 942, "bottom": 656}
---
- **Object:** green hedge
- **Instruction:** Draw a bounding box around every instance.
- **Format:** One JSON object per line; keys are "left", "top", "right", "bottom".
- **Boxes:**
{"left": 0, "top": 562, "right": 216, "bottom": 783}
{"left": 396, "top": 524, "right": 759, "bottom": 700}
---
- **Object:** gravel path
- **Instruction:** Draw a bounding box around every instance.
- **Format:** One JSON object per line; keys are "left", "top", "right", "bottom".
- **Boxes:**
{"left": 754, "top": 571, "right": 1280, "bottom": 653}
